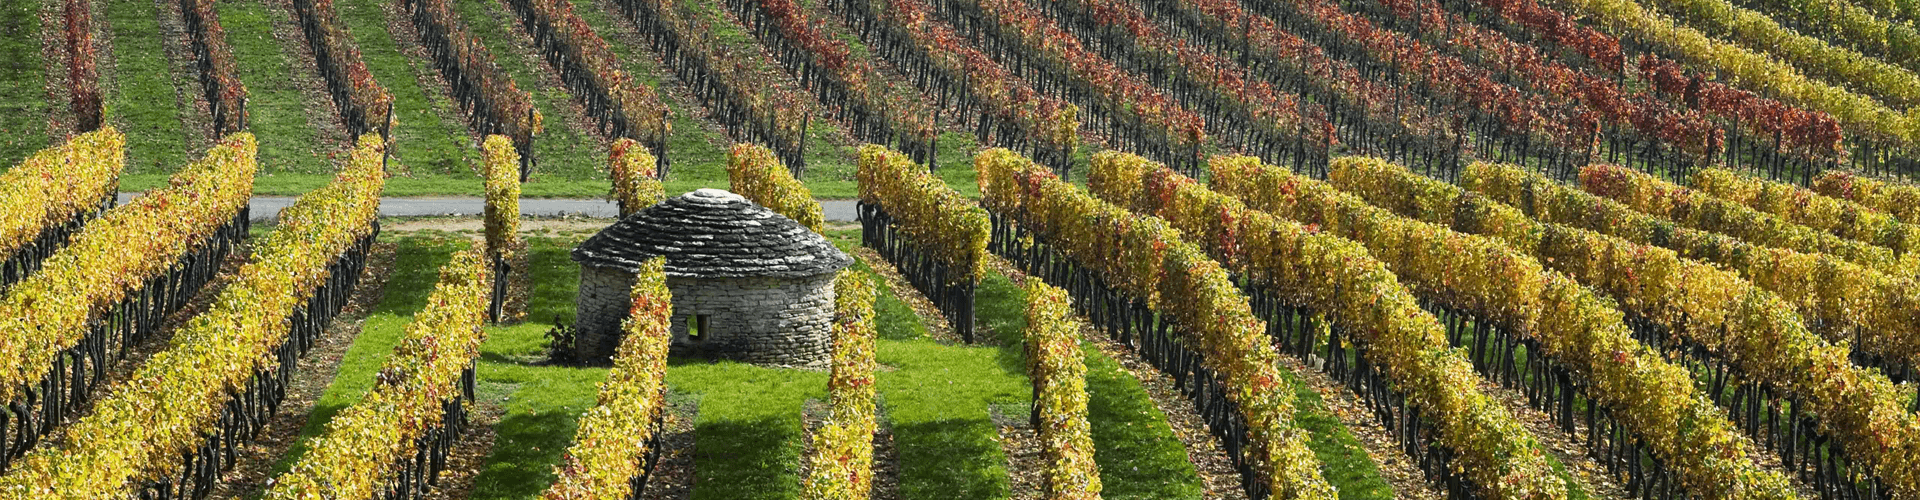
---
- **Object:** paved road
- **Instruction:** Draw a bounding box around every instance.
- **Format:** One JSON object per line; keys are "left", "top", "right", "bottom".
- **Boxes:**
{"left": 117, "top": 193, "right": 862, "bottom": 222}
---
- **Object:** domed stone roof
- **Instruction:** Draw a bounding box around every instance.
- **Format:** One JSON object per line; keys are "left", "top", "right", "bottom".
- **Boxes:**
{"left": 572, "top": 189, "right": 852, "bottom": 278}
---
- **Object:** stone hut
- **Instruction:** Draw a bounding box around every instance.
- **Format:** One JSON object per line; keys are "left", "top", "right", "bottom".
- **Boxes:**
{"left": 571, "top": 189, "right": 853, "bottom": 367}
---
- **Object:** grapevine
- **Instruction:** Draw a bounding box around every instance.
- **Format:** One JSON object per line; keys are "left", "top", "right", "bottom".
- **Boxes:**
{"left": 926, "top": 0, "right": 1210, "bottom": 171}
{"left": 1078, "top": 151, "right": 1567, "bottom": 500}
{"left": 1139, "top": 0, "right": 1459, "bottom": 175}
{"left": 727, "top": 0, "right": 942, "bottom": 167}
{"left": 401, "top": 0, "right": 543, "bottom": 180}
{"left": 65, "top": 0, "right": 101, "bottom": 132}
{"left": 1549, "top": 0, "right": 1920, "bottom": 149}
{"left": 827, "top": 0, "right": 1081, "bottom": 172}
{"left": 1637, "top": 0, "right": 1920, "bottom": 109}
{"left": 1328, "top": 157, "right": 1920, "bottom": 499}
{"left": 612, "top": 0, "right": 816, "bottom": 176}
{"left": 1691, "top": 167, "right": 1920, "bottom": 254}
{"left": 484, "top": 135, "right": 522, "bottom": 262}
{"left": 1578, "top": 163, "right": 1907, "bottom": 277}
{"left": 0, "top": 133, "right": 255, "bottom": 413}
{"left": 179, "top": 0, "right": 249, "bottom": 134}
{"left": 1813, "top": 170, "right": 1920, "bottom": 223}
{"left": 1466, "top": 162, "right": 1920, "bottom": 373}
{"left": 1159, "top": 153, "right": 1804, "bottom": 500}
{"left": 729, "top": 143, "right": 824, "bottom": 233}
{"left": 269, "top": 241, "right": 492, "bottom": 499}
{"left": 982, "top": 147, "right": 1391, "bottom": 500}
{"left": 505, "top": 0, "right": 673, "bottom": 171}
{"left": 796, "top": 271, "right": 879, "bottom": 500}
{"left": 1637, "top": 56, "right": 1843, "bottom": 158}
{"left": 1196, "top": 155, "right": 1793, "bottom": 499}
{"left": 0, "top": 127, "right": 125, "bottom": 287}
{"left": 484, "top": 135, "right": 521, "bottom": 322}
{"left": 1029, "top": 0, "right": 1329, "bottom": 174}
{"left": 857, "top": 145, "right": 986, "bottom": 341}
{"left": 291, "top": 0, "right": 395, "bottom": 138}
{"left": 1022, "top": 281, "right": 1102, "bottom": 500}
{"left": 0, "top": 134, "right": 386, "bottom": 497}
{"left": 609, "top": 138, "right": 665, "bottom": 217}
{"left": 543, "top": 257, "right": 674, "bottom": 500}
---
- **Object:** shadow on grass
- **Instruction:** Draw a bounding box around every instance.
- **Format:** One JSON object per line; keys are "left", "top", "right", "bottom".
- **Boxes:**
{"left": 476, "top": 351, "right": 546, "bottom": 366}
{"left": 970, "top": 271, "right": 1034, "bottom": 377}
{"left": 1081, "top": 347, "right": 1205, "bottom": 499}
{"left": 892, "top": 418, "right": 1011, "bottom": 500}
{"left": 668, "top": 360, "right": 822, "bottom": 500}
{"left": 1278, "top": 369, "right": 1398, "bottom": 500}
{"left": 466, "top": 363, "right": 609, "bottom": 499}
{"left": 466, "top": 407, "right": 585, "bottom": 498}
{"left": 692, "top": 418, "right": 806, "bottom": 500}
{"left": 525, "top": 237, "right": 585, "bottom": 324}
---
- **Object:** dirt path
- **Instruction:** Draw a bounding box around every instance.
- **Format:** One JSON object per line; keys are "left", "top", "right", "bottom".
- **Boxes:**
{"left": 641, "top": 395, "right": 700, "bottom": 500}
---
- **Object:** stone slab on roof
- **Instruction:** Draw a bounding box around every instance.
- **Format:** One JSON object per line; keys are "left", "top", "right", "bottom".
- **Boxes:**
{"left": 572, "top": 189, "right": 852, "bottom": 278}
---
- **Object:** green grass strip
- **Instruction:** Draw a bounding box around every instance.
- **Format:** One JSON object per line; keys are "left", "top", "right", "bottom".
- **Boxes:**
{"left": 447, "top": 0, "right": 610, "bottom": 184}
{"left": 872, "top": 338, "right": 1024, "bottom": 500}
{"left": 105, "top": 0, "right": 192, "bottom": 174}
{"left": 217, "top": 0, "right": 331, "bottom": 174}
{"left": 0, "top": 0, "right": 47, "bottom": 168}
{"left": 329, "top": 0, "right": 473, "bottom": 175}
{"left": 666, "top": 361, "right": 826, "bottom": 500}
{"left": 1277, "top": 369, "right": 1395, "bottom": 500}
{"left": 559, "top": 0, "right": 731, "bottom": 187}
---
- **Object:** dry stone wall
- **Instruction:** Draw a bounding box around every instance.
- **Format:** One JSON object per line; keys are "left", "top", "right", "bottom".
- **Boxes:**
{"left": 576, "top": 264, "right": 836, "bottom": 367}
